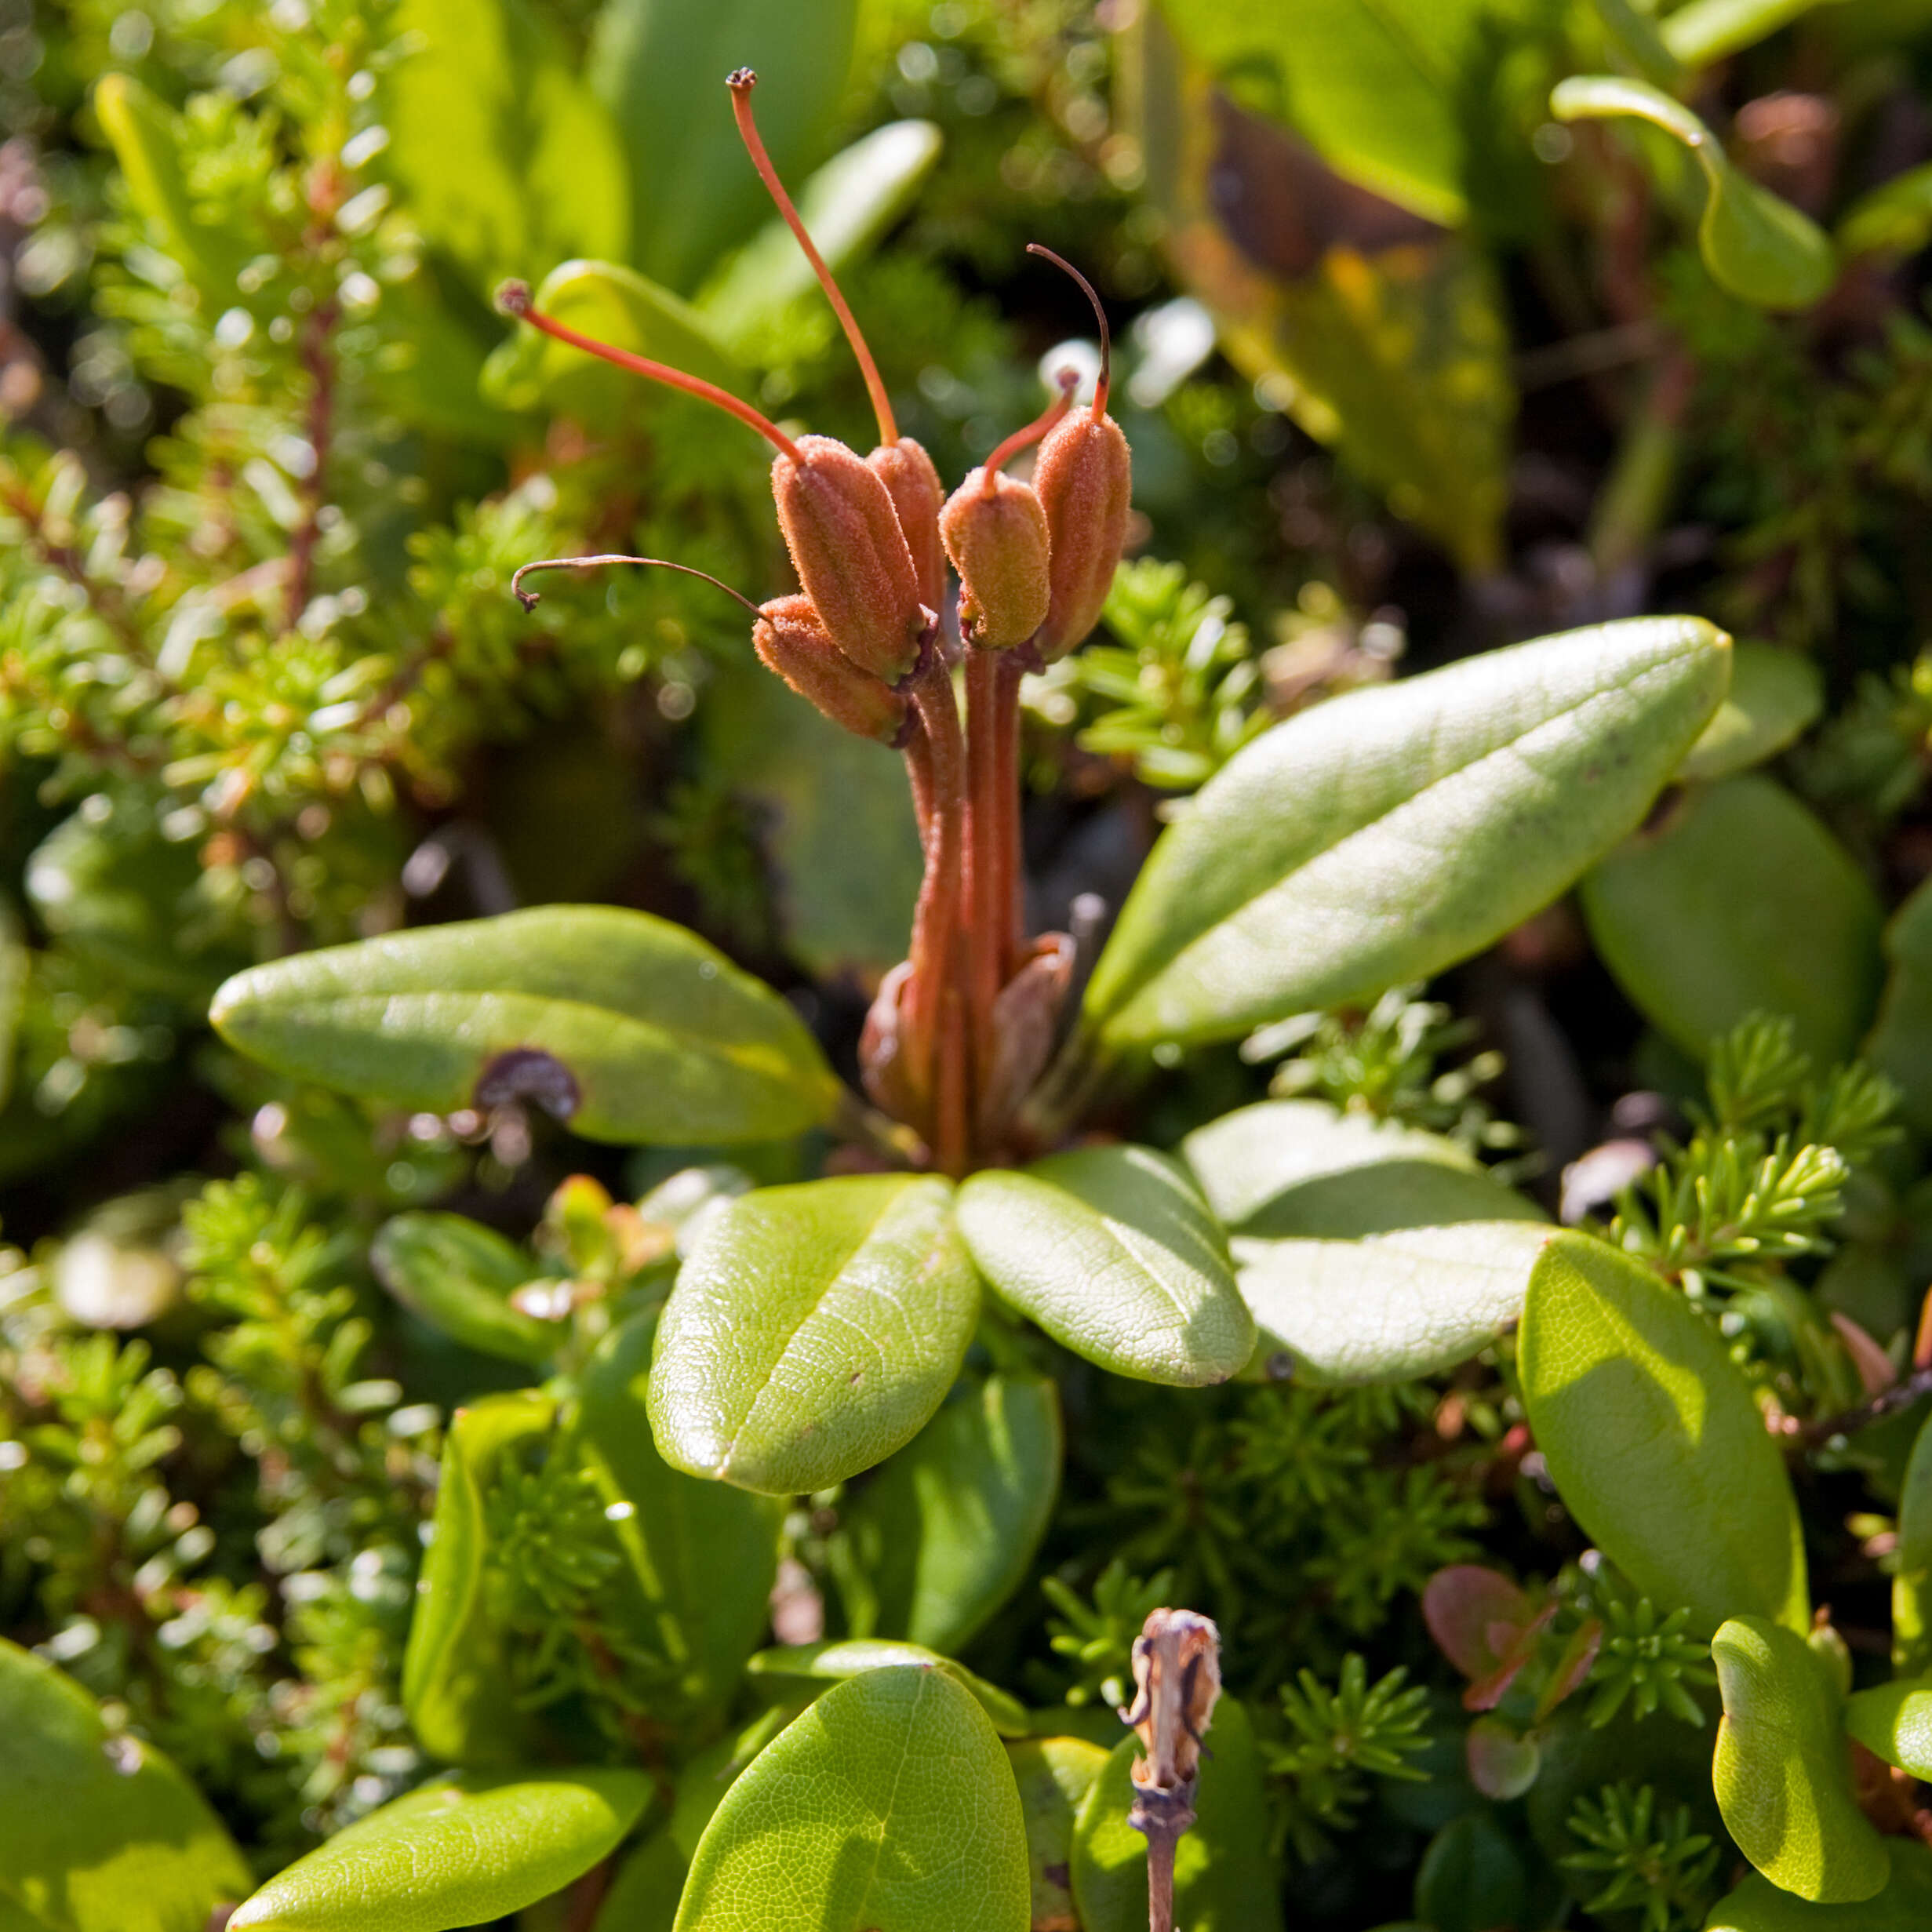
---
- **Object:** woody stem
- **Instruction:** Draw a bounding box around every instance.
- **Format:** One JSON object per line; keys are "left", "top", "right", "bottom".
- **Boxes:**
{"left": 994, "top": 651, "right": 1026, "bottom": 979}
{"left": 904, "top": 652, "right": 969, "bottom": 1170}
{"left": 965, "top": 646, "right": 1006, "bottom": 1109}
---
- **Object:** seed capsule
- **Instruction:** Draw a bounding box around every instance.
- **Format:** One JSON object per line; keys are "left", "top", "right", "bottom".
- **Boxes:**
{"left": 754, "top": 593, "right": 908, "bottom": 745}
{"left": 772, "top": 435, "right": 930, "bottom": 683}
{"left": 868, "top": 435, "right": 947, "bottom": 613}
{"left": 939, "top": 469, "right": 1050, "bottom": 649}
{"left": 1034, "top": 403, "right": 1131, "bottom": 662}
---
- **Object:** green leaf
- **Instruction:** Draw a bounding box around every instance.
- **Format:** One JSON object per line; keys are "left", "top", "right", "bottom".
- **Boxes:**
{"left": 1414, "top": 1812, "right": 1530, "bottom": 1932}
{"left": 575, "top": 1311, "right": 784, "bottom": 1717}
{"left": 0, "top": 1636, "right": 251, "bottom": 1932}
{"left": 675, "top": 1665, "right": 1029, "bottom": 1932}
{"left": 1550, "top": 76, "right": 1836, "bottom": 309}
{"left": 209, "top": 906, "right": 839, "bottom": 1146}
{"left": 1009, "top": 1737, "right": 1111, "bottom": 1932}
{"left": 0, "top": 896, "right": 26, "bottom": 1114}
{"left": 479, "top": 257, "right": 739, "bottom": 415}
{"left": 837, "top": 1374, "right": 1061, "bottom": 1654}
{"left": 1084, "top": 617, "right": 1730, "bottom": 1050}
{"left": 384, "top": 0, "right": 629, "bottom": 294}
{"left": 1580, "top": 775, "right": 1884, "bottom": 1065}
{"left": 1071, "top": 1697, "right": 1283, "bottom": 1932}
{"left": 745, "top": 1638, "right": 1030, "bottom": 1738}
{"left": 227, "top": 1768, "right": 650, "bottom": 1932}
{"left": 370, "top": 1212, "right": 557, "bottom": 1363}
{"left": 1894, "top": 1410, "right": 1932, "bottom": 1672}
{"left": 1712, "top": 1616, "right": 1888, "bottom": 1903}
{"left": 955, "top": 1146, "right": 1253, "bottom": 1386}
{"left": 1661, "top": 0, "right": 1850, "bottom": 66}
{"left": 648, "top": 1175, "right": 979, "bottom": 1493}
{"left": 1705, "top": 1843, "right": 1932, "bottom": 1930}
{"left": 668, "top": 1708, "right": 796, "bottom": 1861}
{"left": 1519, "top": 1232, "right": 1808, "bottom": 1635}
{"left": 594, "top": 1830, "right": 684, "bottom": 1932}
{"left": 699, "top": 120, "right": 943, "bottom": 351}
{"left": 1678, "top": 642, "right": 1824, "bottom": 783}
{"left": 1843, "top": 1677, "right": 1932, "bottom": 1777}
{"left": 1837, "top": 161, "right": 1932, "bottom": 260}
{"left": 590, "top": 0, "right": 860, "bottom": 295}
{"left": 402, "top": 1392, "right": 555, "bottom": 1764}
{"left": 1868, "top": 877, "right": 1932, "bottom": 1137}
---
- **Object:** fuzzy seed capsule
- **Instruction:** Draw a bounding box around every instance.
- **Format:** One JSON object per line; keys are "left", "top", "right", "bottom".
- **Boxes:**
{"left": 753, "top": 594, "right": 908, "bottom": 745}
{"left": 772, "top": 435, "right": 929, "bottom": 683}
{"left": 939, "top": 470, "right": 1050, "bottom": 649}
{"left": 867, "top": 435, "right": 947, "bottom": 614}
{"left": 1033, "top": 404, "right": 1132, "bottom": 662}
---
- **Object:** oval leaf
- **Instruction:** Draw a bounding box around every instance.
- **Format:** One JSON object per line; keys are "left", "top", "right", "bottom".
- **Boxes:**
{"left": 648, "top": 1175, "right": 979, "bottom": 1493}
{"left": 675, "top": 1665, "right": 1029, "bottom": 1932}
{"left": 1678, "top": 642, "right": 1823, "bottom": 783}
{"left": 1868, "top": 876, "right": 1932, "bottom": 1137}
{"left": 1895, "top": 1410, "right": 1932, "bottom": 1672}
{"left": 1712, "top": 1616, "right": 1888, "bottom": 1903}
{"left": 837, "top": 1373, "right": 1062, "bottom": 1654}
{"left": 1661, "top": 0, "right": 1843, "bottom": 66}
{"left": 1520, "top": 1232, "right": 1807, "bottom": 1634}
{"left": 1083, "top": 617, "right": 1730, "bottom": 1049}
{"left": 1010, "top": 1737, "right": 1111, "bottom": 1932}
{"left": 1071, "top": 1697, "right": 1283, "bottom": 1932}
{"left": 1705, "top": 1843, "right": 1932, "bottom": 1930}
{"left": 1414, "top": 1811, "right": 1530, "bottom": 1932}
{"left": 956, "top": 1146, "right": 1252, "bottom": 1386}
{"left": 210, "top": 906, "right": 839, "bottom": 1146}
{"left": 228, "top": 1768, "right": 650, "bottom": 1932}
{"left": 1550, "top": 75, "right": 1836, "bottom": 309}
{"left": 1843, "top": 1677, "right": 1932, "bottom": 1777}
{"left": 1581, "top": 775, "right": 1884, "bottom": 1064}
{"left": 0, "top": 1637, "right": 250, "bottom": 1932}
{"left": 745, "top": 1639, "right": 1031, "bottom": 1738}
{"left": 371, "top": 1211, "right": 557, "bottom": 1363}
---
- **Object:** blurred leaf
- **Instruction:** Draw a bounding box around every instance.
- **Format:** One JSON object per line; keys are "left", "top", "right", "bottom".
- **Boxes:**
{"left": 227, "top": 1769, "right": 651, "bottom": 1932}
{"left": 589, "top": 0, "right": 859, "bottom": 295}
{"left": 1009, "top": 1737, "right": 1110, "bottom": 1932}
{"left": 745, "top": 1639, "right": 1030, "bottom": 1737}
{"left": 1678, "top": 642, "right": 1823, "bottom": 782}
{"left": 371, "top": 1212, "right": 558, "bottom": 1364}
{"left": 1550, "top": 75, "right": 1836, "bottom": 309}
{"left": 699, "top": 119, "right": 942, "bottom": 352}
{"left": 1083, "top": 618, "right": 1730, "bottom": 1050}
{"left": 1844, "top": 1677, "right": 1932, "bottom": 1777}
{"left": 1414, "top": 1812, "right": 1528, "bottom": 1932}
{"left": 1712, "top": 1616, "right": 1887, "bottom": 1903}
{"left": 1705, "top": 1843, "right": 1932, "bottom": 1929}
{"left": 956, "top": 1146, "right": 1253, "bottom": 1387}
{"left": 210, "top": 907, "right": 841, "bottom": 1146}
{"left": 1868, "top": 877, "right": 1932, "bottom": 1137}
{"left": 837, "top": 1374, "right": 1061, "bottom": 1654}
{"left": 648, "top": 1176, "right": 979, "bottom": 1493}
{"left": 1897, "top": 1412, "right": 1932, "bottom": 1674}
{"left": 594, "top": 1830, "right": 684, "bottom": 1932}
{"left": 1521, "top": 1233, "right": 1808, "bottom": 1635}
{"left": 1464, "top": 1716, "right": 1541, "bottom": 1799}
{"left": 1837, "top": 161, "right": 1932, "bottom": 260}
{"left": 0, "top": 1638, "right": 250, "bottom": 1932}
{"left": 0, "top": 897, "right": 24, "bottom": 1113}
{"left": 674, "top": 1666, "right": 1029, "bottom": 1931}
{"left": 1580, "top": 775, "right": 1884, "bottom": 1064}
{"left": 384, "top": 0, "right": 629, "bottom": 294}
{"left": 1661, "top": 0, "right": 1850, "bottom": 66}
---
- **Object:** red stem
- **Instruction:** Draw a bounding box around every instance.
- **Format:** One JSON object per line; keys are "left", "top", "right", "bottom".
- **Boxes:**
{"left": 965, "top": 647, "right": 1004, "bottom": 1092}
{"left": 981, "top": 372, "right": 1077, "bottom": 492}
{"left": 995, "top": 651, "right": 1026, "bottom": 977}
{"left": 903, "top": 653, "right": 967, "bottom": 1151}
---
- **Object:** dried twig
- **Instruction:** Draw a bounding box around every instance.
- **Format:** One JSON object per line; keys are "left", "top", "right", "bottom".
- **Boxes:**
{"left": 1120, "top": 1607, "right": 1221, "bottom": 1932}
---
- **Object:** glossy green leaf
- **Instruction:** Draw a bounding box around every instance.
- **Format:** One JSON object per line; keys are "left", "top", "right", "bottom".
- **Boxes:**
{"left": 1072, "top": 1697, "right": 1283, "bottom": 1932}
{"left": 675, "top": 1665, "right": 1029, "bottom": 1932}
{"left": 591, "top": 0, "right": 859, "bottom": 294}
{"left": 575, "top": 1311, "right": 784, "bottom": 1717}
{"left": 402, "top": 1392, "right": 554, "bottom": 1764}
{"left": 228, "top": 1768, "right": 650, "bottom": 1932}
{"left": 1234, "top": 1221, "right": 1555, "bottom": 1384}
{"left": 1678, "top": 642, "right": 1823, "bottom": 782}
{"left": 210, "top": 906, "right": 839, "bottom": 1146}
{"left": 744, "top": 1639, "right": 1030, "bottom": 1738}
{"left": 1838, "top": 162, "right": 1932, "bottom": 260}
{"left": 1712, "top": 1616, "right": 1887, "bottom": 1903}
{"left": 1009, "top": 1737, "right": 1110, "bottom": 1932}
{"left": 384, "top": 0, "right": 628, "bottom": 294}
{"left": 370, "top": 1212, "right": 556, "bottom": 1363}
{"left": 1868, "top": 877, "right": 1932, "bottom": 1137}
{"left": 1661, "top": 0, "right": 1849, "bottom": 66}
{"left": 956, "top": 1146, "right": 1253, "bottom": 1386}
{"left": 700, "top": 120, "right": 943, "bottom": 349}
{"left": 1843, "top": 1676, "right": 1932, "bottom": 1777}
{"left": 1414, "top": 1811, "right": 1529, "bottom": 1932}
{"left": 1894, "top": 1410, "right": 1932, "bottom": 1672}
{"left": 649, "top": 1175, "right": 979, "bottom": 1493}
{"left": 480, "top": 257, "right": 739, "bottom": 415}
{"left": 1705, "top": 1843, "right": 1932, "bottom": 1930}
{"left": 1581, "top": 775, "right": 1884, "bottom": 1065}
{"left": 1520, "top": 1232, "right": 1808, "bottom": 1634}
{"left": 1551, "top": 76, "right": 1836, "bottom": 309}
{"left": 0, "top": 1636, "right": 251, "bottom": 1932}
{"left": 594, "top": 1830, "right": 684, "bottom": 1932}
{"left": 838, "top": 1374, "right": 1062, "bottom": 1653}
{"left": 1084, "top": 618, "right": 1730, "bottom": 1050}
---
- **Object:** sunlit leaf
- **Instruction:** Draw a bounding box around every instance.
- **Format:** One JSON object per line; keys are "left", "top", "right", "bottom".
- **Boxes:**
{"left": 1009, "top": 1737, "right": 1110, "bottom": 1932}
{"left": 370, "top": 1212, "right": 557, "bottom": 1364}
{"left": 1843, "top": 1676, "right": 1932, "bottom": 1778}
{"left": 1661, "top": 0, "right": 1851, "bottom": 67}
{"left": 745, "top": 1638, "right": 1030, "bottom": 1738}
{"left": 1677, "top": 642, "right": 1823, "bottom": 782}
{"left": 1705, "top": 1843, "right": 1932, "bottom": 1930}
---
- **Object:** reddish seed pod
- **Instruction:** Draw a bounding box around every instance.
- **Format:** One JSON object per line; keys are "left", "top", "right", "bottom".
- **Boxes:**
{"left": 939, "top": 470, "right": 1050, "bottom": 649}
{"left": 1034, "top": 402, "right": 1131, "bottom": 663}
{"left": 868, "top": 435, "right": 947, "bottom": 613}
{"left": 753, "top": 593, "right": 908, "bottom": 745}
{"left": 772, "top": 435, "right": 930, "bottom": 684}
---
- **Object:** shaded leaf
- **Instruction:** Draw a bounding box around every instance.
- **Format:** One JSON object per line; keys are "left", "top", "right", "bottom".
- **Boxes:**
{"left": 1678, "top": 642, "right": 1823, "bottom": 782}
{"left": 648, "top": 1176, "right": 978, "bottom": 1493}
{"left": 1009, "top": 1737, "right": 1110, "bottom": 1932}
{"left": 1520, "top": 1233, "right": 1808, "bottom": 1635}
{"left": 1704, "top": 1843, "right": 1932, "bottom": 1930}
{"left": 1868, "top": 876, "right": 1932, "bottom": 1137}
{"left": 1083, "top": 618, "right": 1730, "bottom": 1050}
{"left": 1838, "top": 161, "right": 1932, "bottom": 260}
{"left": 745, "top": 1639, "right": 1030, "bottom": 1739}
{"left": 1843, "top": 1676, "right": 1932, "bottom": 1777}
{"left": 594, "top": 1830, "right": 684, "bottom": 1932}
{"left": 1414, "top": 1811, "right": 1528, "bottom": 1932}
{"left": 1464, "top": 1716, "right": 1541, "bottom": 1799}
{"left": 210, "top": 907, "right": 839, "bottom": 1146}
{"left": 1897, "top": 1412, "right": 1932, "bottom": 1674}
{"left": 955, "top": 1146, "right": 1252, "bottom": 1386}
{"left": 370, "top": 1212, "right": 557, "bottom": 1364}
{"left": 228, "top": 1769, "right": 651, "bottom": 1932}
{"left": 674, "top": 1665, "right": 1029, "bottom": 1932}
{"left": 668, "top": 1708, "right": 796, "bottom": 1862}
